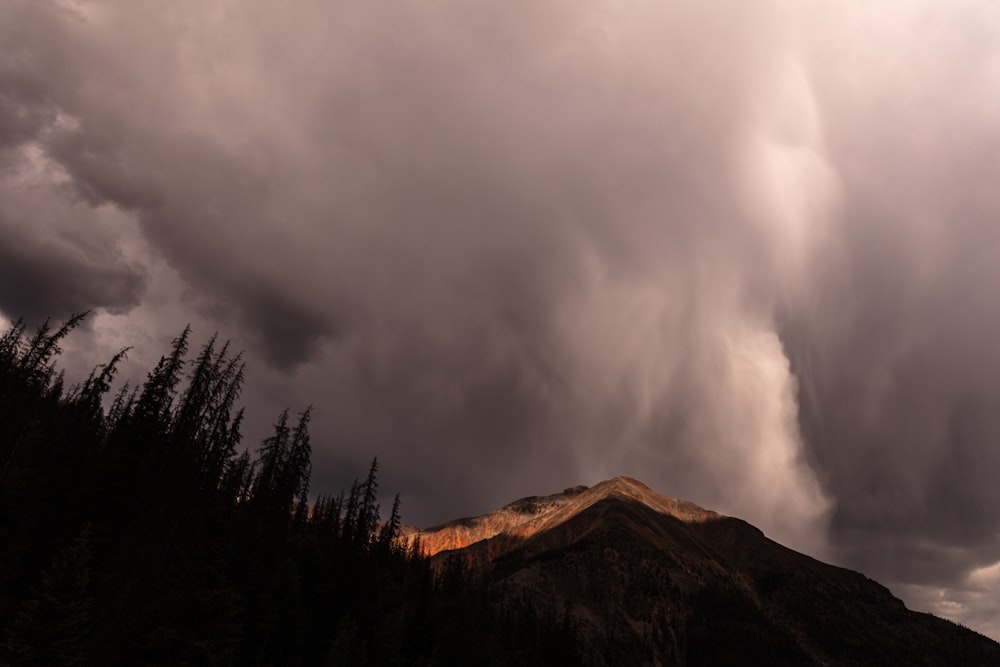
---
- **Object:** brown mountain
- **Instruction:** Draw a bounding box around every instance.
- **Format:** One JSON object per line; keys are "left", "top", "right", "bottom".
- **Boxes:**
{"left": 412, "top": 477, "right": 1000, "bottom": 666}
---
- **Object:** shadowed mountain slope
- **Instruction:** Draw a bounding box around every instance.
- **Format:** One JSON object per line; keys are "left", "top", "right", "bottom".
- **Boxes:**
{"left": 412, "top": 477, "right": 1000, "bottom": 667}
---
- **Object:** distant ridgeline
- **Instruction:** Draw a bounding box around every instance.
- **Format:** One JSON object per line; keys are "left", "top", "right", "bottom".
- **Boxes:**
{"left": 0, "top": 315, "right": 578, "bottom": 666}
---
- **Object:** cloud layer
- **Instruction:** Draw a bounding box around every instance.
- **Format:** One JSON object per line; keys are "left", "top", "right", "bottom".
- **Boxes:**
{"left": 4, "top": 0, "right": 1000, "bottom": 638}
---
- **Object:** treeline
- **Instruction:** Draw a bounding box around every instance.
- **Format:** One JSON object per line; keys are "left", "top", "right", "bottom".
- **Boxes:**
{"left": 0, "top": 315, "right": 579, "bottom": 666}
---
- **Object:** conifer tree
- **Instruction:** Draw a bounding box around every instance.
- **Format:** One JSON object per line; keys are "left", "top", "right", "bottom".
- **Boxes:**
{"left": 133, "top": 325, "right": 190, "bottom": 427}
{"left": 358, "top": 457, "right": 380, "bottom": 546}
{"left": 71, "top": 346, "right": 131, "bottom": 427}
{"left": 16, "top": 313, "right": 87, "bottom": 390}
{"left": 378, "top": 494, "right": 403, "bottom": 553}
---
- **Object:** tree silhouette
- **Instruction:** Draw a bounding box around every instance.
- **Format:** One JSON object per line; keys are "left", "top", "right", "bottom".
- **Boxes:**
{"left": 0, "top": 316, "right": 581, "bottom": 666}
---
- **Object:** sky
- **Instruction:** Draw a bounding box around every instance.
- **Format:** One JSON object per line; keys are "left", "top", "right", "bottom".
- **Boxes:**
{"left": 3, "top": 0, "right": 1000, "bottom": 640}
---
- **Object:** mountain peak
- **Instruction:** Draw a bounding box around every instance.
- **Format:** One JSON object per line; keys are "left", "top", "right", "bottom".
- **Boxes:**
{"left": 414, "top": 476, "right": 720, "bottom": 556}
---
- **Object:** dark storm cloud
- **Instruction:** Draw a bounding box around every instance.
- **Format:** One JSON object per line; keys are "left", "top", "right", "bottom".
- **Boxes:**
{"left": 4, "top": 0, "right": 1000, "bottom": 637}
{"left": 0, "top": 216, "right": 145, "bottom": 325}
{"left": 235, "top": 279, "right": 335, "bottom": 368}
{"left": 0, "top": 150, "right": 147, "bottom": 323}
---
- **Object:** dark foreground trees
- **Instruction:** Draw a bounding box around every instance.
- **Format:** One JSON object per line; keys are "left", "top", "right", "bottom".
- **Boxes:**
{"left": 0, "top": 315, "right": 579, "bottom": 666}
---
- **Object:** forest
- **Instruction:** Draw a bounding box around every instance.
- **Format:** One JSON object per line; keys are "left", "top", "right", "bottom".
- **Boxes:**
{"left": 0, "top": 314, "right": 579, "bottom": 666}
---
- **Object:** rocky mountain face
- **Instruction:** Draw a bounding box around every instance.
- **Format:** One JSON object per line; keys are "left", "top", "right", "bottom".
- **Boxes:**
{"left": 411, "top": 477, "right": 1000, "bottom": 666}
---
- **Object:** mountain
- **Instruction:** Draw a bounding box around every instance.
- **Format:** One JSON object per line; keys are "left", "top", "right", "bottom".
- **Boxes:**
{"left": 411, "top": 477, "right": 1000, "bottom": 666}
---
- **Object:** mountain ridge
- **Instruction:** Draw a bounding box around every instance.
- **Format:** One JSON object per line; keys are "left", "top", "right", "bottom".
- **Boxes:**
{"left": 412, "top": 476, "right": 722, "bottom": 557}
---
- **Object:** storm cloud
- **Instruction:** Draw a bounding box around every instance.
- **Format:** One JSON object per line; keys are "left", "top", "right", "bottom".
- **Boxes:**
{"left": 3, "top": 0, "right": 1000, "bottom": 638}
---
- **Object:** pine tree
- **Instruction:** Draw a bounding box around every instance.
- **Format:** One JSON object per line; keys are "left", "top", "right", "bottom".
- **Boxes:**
{"left": 133, "top": 325, "right": 190, "bottom": 428}
{"left": 378, "top": 494, "right": 402, "bottom": 554}
{"left": 16, "top": 313, "right": 87, "bottom": 391}
{"left": 70, "top": 346, "right": 131, "bottom": 430}
{"left": 357, "top": 457, "right": 380, "bottom": 546}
